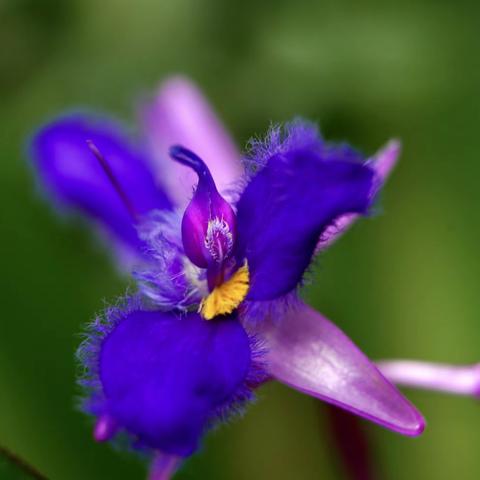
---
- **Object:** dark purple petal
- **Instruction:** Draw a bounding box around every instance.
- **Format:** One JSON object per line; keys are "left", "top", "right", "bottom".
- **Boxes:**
{"left": 260, "top": 303, "right": 425, "bottom": 436}
{"left": 140, "top": 76, "right": 243, "bottom": 207}
{"left": 100, "top": 310, "right": 251, "bottom": 456}
{"left": 31, "top": 114, "right": 172, "bottom": 254}
{"left": 236, "top": 123, "right": 376, "bottom": 300}
{"left": 317, "top": 140, "right": 401, "bottom": 251}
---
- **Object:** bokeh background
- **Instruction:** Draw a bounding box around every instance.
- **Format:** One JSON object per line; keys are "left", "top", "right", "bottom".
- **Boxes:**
{"left": 1, "top": 0, "right": 480, "bottom": 478}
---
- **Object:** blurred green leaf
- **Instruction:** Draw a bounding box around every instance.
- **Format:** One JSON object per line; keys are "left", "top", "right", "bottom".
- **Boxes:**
{"left": 2, "top": 0, "right": 480, "bottom": 479}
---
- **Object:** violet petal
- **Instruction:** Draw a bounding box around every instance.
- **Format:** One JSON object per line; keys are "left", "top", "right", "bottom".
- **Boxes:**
{"left": 236, "top": 123, "right": 375, "bottom": 301}
{"left": 100, "top": 310, "right": 251, "bottom": 455}
{"left": 260, "top": 303, "right": 425, "bottom": 436}
{"left": 141, "top": 76, "right": 243, "bottom": 206}
{"left": 30, "top": 113, "right": 171, "bottom": 255}
{"left": 317, "top": 140, "right": 401, "bottom": 251}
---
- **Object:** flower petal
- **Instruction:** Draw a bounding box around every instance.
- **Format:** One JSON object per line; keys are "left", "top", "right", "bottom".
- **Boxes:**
{"left": 31, "top": 114, "right": 171, "bottom": 254}
{"left": 148, "top": 453, "right": 181, "bottom": 480}
{"left": 236, "top": 123, "right": 376, "bottom": 301}
{"left": 140, "top": 76, "right": 243, "bottom": 206}
{"left": 317, "top": 140, "right": 401, "bottom": 251}
{"left": 260, "top": 303, "right": 425, "bottom": 436}
{"left": 99, "top": 310, "right": 251, "bottom": 456}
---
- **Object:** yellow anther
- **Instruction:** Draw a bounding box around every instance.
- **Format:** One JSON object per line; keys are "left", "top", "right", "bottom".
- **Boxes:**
{"left": 200, "top": 263, "right": 250, "bottom": 320}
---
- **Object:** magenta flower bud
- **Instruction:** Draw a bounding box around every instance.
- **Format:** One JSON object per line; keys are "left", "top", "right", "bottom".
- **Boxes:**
{"left": 169, "top": 145, "right": 236, "bottom": 269}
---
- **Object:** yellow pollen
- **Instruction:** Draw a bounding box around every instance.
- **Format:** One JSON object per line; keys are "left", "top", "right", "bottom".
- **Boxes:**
{"left": 200, "top": 262, "right": 250, "bottom": 320}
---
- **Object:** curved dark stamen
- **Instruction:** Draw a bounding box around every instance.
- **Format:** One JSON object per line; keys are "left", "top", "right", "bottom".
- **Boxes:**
{"left": 86, "top": 140, "right": 139, "bottom": 222}
{"left": 169, "top": 145, "right": 214, "bottom": 185}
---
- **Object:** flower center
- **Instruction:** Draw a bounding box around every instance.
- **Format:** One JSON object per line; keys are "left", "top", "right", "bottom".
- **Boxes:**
{"left": 169, "top": 145, "right": 249, "bottom": 319}
{"left": 200, "top": 262, "right": 250, "bottom": 320}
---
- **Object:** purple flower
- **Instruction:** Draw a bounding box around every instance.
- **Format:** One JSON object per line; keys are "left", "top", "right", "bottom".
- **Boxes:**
{"left": 31, "top": 76, "right": 429, "bottom": 478}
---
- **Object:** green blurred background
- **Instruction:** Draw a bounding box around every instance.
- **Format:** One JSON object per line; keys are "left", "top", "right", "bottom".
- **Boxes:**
{"left": 1, "top": 0, "right": 480, "bottom": 478}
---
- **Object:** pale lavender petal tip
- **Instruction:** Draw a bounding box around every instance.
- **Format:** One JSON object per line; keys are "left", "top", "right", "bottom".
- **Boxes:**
{"left": 261, "top": 303, "right": 425, "bottom": 436}
{"left": 371, "top": 139, "right": 401, "bottom": 183}
{"left": 140, "top": 75, "right": 243, "bottom": 206}
{"left": 148, "top": 453, "right": 182, "bottom": 480}
{"left": 377, "top": 360, "right": 480, "bottom": 398}
{"left": 93, "top": 415, "right": 118, "bottom": 442}
{"left": 316, "top": 139, "right": 401, "bottom": 251}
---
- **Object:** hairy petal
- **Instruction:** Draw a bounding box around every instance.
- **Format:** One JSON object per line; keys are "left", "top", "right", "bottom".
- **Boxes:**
{"left": 100, "top": 310, "right": 251, "bottom": 456}
{"left": 134, "top": 210, "right": 204, "bottom": 311}
{"left": 141, "top": 76, "right": 243, "bottom": 206}
{"left": 260, "top": 303, "right": 425, "bottom": 436}
{"left": 236, "top": 128, "right": 375, "bottom": 300}
{"left": 317, "top": 140, "right": 401, "bottom": 251}
{"left": 31, "top": 114, "right": 171, "bottom": 254}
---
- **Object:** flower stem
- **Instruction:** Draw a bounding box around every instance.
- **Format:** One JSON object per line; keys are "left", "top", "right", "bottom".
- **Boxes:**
{"left": 324, "top": 404, "right": 380, "bottom": 480}
{"left": 0, "top": 443, "right": 48, "bottom": 480}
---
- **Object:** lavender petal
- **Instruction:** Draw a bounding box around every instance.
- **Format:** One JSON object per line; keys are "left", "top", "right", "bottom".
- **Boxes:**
{"left": 140, "top": 76, "right": 243, "bottom": 206}
{"left": 148, "top": 453, "right": 181, "bottom": 480}
{"left": 260, "top": 303, "right": 425, "bottom": 436}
